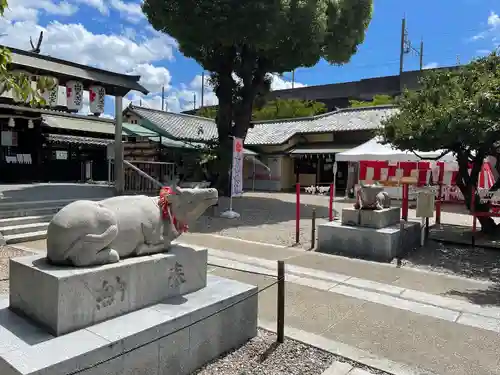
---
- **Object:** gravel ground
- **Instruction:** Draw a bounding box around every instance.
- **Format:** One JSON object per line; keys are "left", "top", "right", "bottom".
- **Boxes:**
{"left": 394, "top": 240, "right": 500, "bottom": 282}
{"left": 194, "top": 329, "right": 387, "bottom": 375}
{"left": 0, "top": 246, "right": 35, "bottom": 294}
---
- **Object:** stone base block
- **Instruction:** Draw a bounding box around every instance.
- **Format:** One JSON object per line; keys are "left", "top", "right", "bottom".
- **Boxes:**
{"left": 0, "top": 275, "right": 258, "bottom": 375}
{"left": 341, "top": 207, "right": 401, "bottom": 229}
{"left": 9, "top": 244, "right": 207, "bottom": 336}
{"left": 317, "top": 220, "right": 421, "bottom": 261}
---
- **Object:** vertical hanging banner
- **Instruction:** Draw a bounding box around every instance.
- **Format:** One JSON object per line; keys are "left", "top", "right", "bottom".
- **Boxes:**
{"left": 231, "top": 137, "right": 244, "bottom": 197}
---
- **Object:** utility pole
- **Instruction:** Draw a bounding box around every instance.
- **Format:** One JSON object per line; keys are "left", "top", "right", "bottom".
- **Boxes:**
{"left": 291, "top": 70, "right": 295, "bottom": 89}
{"left": 161, "top": 86, "right": 165, "bottom": 111}
{"left": 201, "top": 71, "right": 205, "bottom": 109}
{"left": 193, "top": 93, "right": 196, "bottom": 110}
{"left": 399, "top": 17, "right": 406, "bottom": 75}
{"left": 419, "top": 39, "right": 424, "bottom": 70}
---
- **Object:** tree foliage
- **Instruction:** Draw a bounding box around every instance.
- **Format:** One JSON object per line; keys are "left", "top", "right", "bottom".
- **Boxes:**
{"left": 252, "top": 98, "right": 326, "bottom": 120}
{"left": 379, "top": 51, "right": 500, "bottom": 233}
{"left": 350, "top": 94, "right": 394, "bottom": 108}
{"left": 195, "top": 98, "right": 326, "bottom": 121}
{"left": 195, "top": 106, "right": 218, "bottom": 119}
{"left": 0, "top": 1, "right": 54, "bottom": 105}
{"left": 143, "top": 0, "right": 373, "bottom": 192}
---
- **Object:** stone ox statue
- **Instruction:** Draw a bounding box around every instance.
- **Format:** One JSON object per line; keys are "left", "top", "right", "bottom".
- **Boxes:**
{"left": 46, "top": 186, "right": 218, "bottom": 267}
{"left": 354, "top": 183, "right": 391, "bottom": 210}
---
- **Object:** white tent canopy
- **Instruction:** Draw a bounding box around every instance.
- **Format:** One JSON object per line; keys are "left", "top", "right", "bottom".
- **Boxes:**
{"left": 336, "top": 137, "right": 457, "bottom": 163}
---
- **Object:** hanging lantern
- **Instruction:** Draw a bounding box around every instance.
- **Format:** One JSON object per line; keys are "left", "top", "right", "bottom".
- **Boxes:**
{"left": 8, "top": 117, "right": 15, "bottom": 127}
{"left": 66, "top": 80, "right": 84, "bottom": 112}
{"left": 28, "top": 119, "right": 34, "bottom": 129}
{"left": 89, "top": 85, "right": 106, "bottom": 115}
{"left": 40, "top": 77, "right": 59, "bottom": 108}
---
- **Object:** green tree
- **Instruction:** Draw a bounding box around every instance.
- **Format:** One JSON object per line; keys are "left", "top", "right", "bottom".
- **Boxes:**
{"left": 379, "top": 51, "right": 500, "bottom": 233}
{"left": 0, "top": 1, "right": 54, "bottom": 104}
{"left": 195, "top": 99, "right": 326, "bottom": 120}
{"left": 350, "top": 94, "right": 395, "bottom": 108}
{"left": 143, "top": 0, "right": 373, "bottom": 193}
{"left": 195, "top": 106, "right": 217, "bottom": 119}
{"left": 252, "top": 99, "right": 326, "bottom": 120}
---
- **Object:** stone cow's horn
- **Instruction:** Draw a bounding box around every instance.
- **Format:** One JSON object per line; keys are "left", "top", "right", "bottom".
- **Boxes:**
{"left": 173, "top": 183, "right": 182, "bottom": 195}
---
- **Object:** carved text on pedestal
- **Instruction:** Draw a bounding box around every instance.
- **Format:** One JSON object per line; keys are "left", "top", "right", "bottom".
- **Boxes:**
{"left": 93, "top": 276, "right": 127, "bottom": 310}
{"left": 168, "top": 262, "right": 186, "bottom": 288}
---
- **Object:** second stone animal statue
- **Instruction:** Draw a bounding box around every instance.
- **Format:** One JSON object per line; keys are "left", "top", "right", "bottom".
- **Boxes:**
{"left": 46, "top": 186, "right": 218, "bottom": 267}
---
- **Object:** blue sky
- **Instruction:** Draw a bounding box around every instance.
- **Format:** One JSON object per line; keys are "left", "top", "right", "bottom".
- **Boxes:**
{"left": 1, "top": 0, "right": 499, "bottom": 116}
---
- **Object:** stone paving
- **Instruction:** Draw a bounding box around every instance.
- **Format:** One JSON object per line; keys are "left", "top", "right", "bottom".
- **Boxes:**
{"left": 196, "top": 235, "right": 500, "bottom": 375}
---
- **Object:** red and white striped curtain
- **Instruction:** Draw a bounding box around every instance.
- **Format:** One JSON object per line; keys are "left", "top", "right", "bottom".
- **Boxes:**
{"left": 358, "top": 160, "right": 496, "bottom": 202}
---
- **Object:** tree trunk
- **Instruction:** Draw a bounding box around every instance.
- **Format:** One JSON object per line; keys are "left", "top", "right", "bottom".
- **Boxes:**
{"left": 456, "top": 151, "right": 498, "bottom": 234}
{"left": 213, "top": 69, "right": 234, "bottom": 196}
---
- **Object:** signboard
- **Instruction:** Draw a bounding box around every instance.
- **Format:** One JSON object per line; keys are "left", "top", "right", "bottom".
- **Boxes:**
{"left": 230, "top": 137, "right": 244, "bottom": 197}
{"left": 1, "top": 131, "right": 17, "bottom": 147}
{"left": 55, "top": 151, "right": 68, "bottom": 160}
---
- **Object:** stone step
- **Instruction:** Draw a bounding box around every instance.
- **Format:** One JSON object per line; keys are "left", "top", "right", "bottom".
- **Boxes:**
{"left": 0, "top": 205, "right": 62, "bottom": 219}
{"left": 0, "top": 214, "right": 53, "bottom": 227}
{"left": 0, "top": 199, "right": 72, "bottom": 211}
{"left": 0, "top": 221, "right": 50, "bottom": 236}
{"left": 4, "top": 230, "right": 48, "bottom": 244}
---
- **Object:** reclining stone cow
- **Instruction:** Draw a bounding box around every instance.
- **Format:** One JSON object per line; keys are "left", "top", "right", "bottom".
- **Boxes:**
{"left": 354, "top": 182, "right": 391, "bottom": 210}
{"left": 46, "top": 186, "right": 218, "bottom": 267}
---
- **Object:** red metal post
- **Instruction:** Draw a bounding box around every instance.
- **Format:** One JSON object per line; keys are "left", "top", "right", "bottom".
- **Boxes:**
{"left": 402, "top": 183, "right": 409, "bottom": 221}
{"left": 436, "top": 163, "right": 444, "bottom": 224}
{"left": 295, "top": 183, "right": 300, "bottom": 244}
{"left": 329, "top": 183, "right": 334, "bottom": 221}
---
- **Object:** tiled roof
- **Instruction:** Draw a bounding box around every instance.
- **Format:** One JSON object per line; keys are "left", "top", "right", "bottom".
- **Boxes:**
{"left": 245, "top": 105, "right": 398, "bottom": 145}
{"left": 127, "top": 104, "right": 398, "bottom": 146}
{"left": 46, "top": 133, "right": 113, "bottom": 146}
{"left": 128, "top": 105, "right": 218, "bottom": 142}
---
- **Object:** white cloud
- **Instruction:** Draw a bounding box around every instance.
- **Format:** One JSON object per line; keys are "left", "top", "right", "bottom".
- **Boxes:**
{"left": 3, "top": 6, "right": 38, "bottom": 22}
{"left": 423, "top": 62, "right": 439, "bottom": 70}
{"left": 269, "top": 74, "right": 306, "bottom": 90}
{"left": 74, "top": 0, "right": 108, "bottom": 15}
{"left": 15, "top": 0, "right": 78, "bottom": 17}
{"left": 488, "top": 11, "right": 500, "bottom": 28}
{"left": 0, "top": 20, "right": 176, "bottom": 74}
{"left": 128, "top": 63, "right": 171, "bottom": 93}
{"left": 471, "top": 11, "right": 500, "bottom": 45}
{"left": 110, "top": 0, "right": 145, "bottom": 24}
{"left": 3, "top": 0, "right": 78, "bottom": 23}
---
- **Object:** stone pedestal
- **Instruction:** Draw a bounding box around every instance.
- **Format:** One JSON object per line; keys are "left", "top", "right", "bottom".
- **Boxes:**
{"left": 9, "top": 244, "right": 208, "bottom": 336}
{"left": 2, "top": 242, "right": 259, "bottom": 375}
{"left": 0, "top": 275, "right": 258, "bottom": 375}
{"left": 341, "top": 207, "right": 400, "bottom": 229}
{"left": 317, "top": 220, "right": 421, "bottom": 261}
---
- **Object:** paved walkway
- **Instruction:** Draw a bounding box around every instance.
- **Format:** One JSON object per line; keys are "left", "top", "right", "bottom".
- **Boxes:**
{"left": 181, "top": 234, "right": 500, "bottom": 375}
{"left": 13, "top": 234, "right": 500, "bottom": 375}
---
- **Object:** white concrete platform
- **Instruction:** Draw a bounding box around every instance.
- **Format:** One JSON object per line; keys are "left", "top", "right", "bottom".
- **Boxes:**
{"left": 317, "top": 220, "right": 421, "bottom": 261}
{"left": 9, "top": 244, "right": 208, "bottom": 336}
{"left": 0, "top": 275, "right": 258, "bottom": 375}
